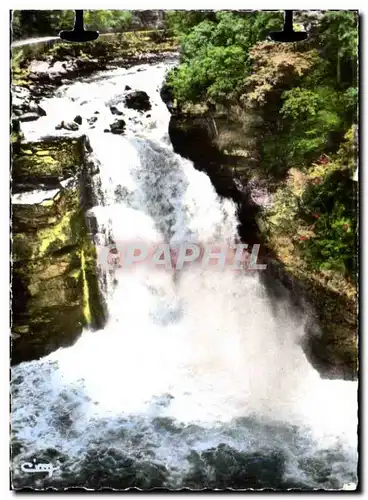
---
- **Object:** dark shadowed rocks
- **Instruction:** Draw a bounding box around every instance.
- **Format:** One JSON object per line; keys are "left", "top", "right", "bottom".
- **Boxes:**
{"left": 19, "top": 112, "right": 41, "bottom": 123}
{"left": 109, "top": 106, "right": 123, "bottom": 116}
{"left": 125, "top": 90, "right": 151, "bottom": 112}
{"left": 107, "top": 119, "right": 126, "bottom": 135}
{"left": 55, "top": 121, "right": 79, "bottom": 131}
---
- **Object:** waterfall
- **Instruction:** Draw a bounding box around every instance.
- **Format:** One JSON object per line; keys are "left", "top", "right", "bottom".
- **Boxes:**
{"left": 12, "top": 60, "right": 358, "bottom": 490}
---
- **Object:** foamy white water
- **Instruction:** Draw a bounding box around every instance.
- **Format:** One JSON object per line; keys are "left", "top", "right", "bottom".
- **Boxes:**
{"left": 12, "top": 60, "right": 358, "bottom": 490}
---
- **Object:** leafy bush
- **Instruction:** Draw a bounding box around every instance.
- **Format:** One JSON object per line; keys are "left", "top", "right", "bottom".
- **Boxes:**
{"left": 280, "top": 86, "right": 343, "bottom": 166}
{"left": 167, "top": 11, "right": 283, "bottom": 104}
{"left": 11, "top": 10, "right": 133, "bottom": 39}
{"left": 300, "top": 199, "right": 357, "bottom": 276}
{"left": 298, "top": 151, "right": 357, "bottom": 277}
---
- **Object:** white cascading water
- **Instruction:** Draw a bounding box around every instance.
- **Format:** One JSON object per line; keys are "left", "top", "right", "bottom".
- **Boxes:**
{"left": 12, "top": 60, "right": 358, "bottom": 490}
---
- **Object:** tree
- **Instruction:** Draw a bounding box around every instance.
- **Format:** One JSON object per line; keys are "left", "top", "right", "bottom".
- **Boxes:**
{"left": 167, "top": 11, "right": 283, "bottom": 104}
{"left": 165, "top": 10, "right": 216, "bottom": 36}
{"left": 318, "top": 11, "right": 358, "bottom": 87}
{"left": 11, "top": 10, "right": 133, "bottom": 39}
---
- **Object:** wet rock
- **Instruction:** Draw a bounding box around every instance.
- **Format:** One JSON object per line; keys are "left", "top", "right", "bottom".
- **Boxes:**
{"left": 74, "top": 115, "right": 83, "bottom": 125}
{"left": 124, "top": 90, "right": 151, "bottom": 112}
{"left": 12, "top": 86, "right": 31, "bottom": 102}
{"left": 109, "top": 106, "right": 123, "bottom": 116}
{"left": 109, "top": 119, "right": 126, "bottom": 135}
{"left": 160, "top": 82, "right": 174, "bottom": 110}
{"left": 35, "top": 104, "right": 47, "bottom": 116}
{"left": 28, "top": 58, "right": 106, "bottom": 86}
{"left": 19, "top": 112, "right": 40, "bottom": 123}
{"left": 247, "top": 178, "right": 273, "bottom": 208}
{"left": 55, "top": 120, "right": 79, "bottom": 131}
{"left": 12, "top": 118, "right": 20, "bottom": 134}
{"left": 12, "top": 96, "right": 47, "bottom": 121}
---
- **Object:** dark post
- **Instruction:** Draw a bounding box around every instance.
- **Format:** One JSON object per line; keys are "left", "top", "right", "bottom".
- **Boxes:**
{"left": 59, "top": 9, "right": 99, "bottom": 43}
{"left": 270, "top": 10, "right": 308, "bottom": 42}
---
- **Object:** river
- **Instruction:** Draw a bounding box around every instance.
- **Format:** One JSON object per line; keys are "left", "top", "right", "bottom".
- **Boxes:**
{"left": 11, "top": 58, "right": 358, "bottom": 490}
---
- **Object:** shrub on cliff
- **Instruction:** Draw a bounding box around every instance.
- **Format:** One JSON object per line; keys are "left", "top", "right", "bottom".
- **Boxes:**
{"left": 262, "top": 128, "right": 357, "bottom": 279}
{"left": 167, "top": 11, "right": 283, "bottom": 105}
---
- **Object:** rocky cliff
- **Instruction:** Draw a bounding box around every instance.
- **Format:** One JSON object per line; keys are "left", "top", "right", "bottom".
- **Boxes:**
{"left": 11, "top": 136, "right": 105, "bottom": 364}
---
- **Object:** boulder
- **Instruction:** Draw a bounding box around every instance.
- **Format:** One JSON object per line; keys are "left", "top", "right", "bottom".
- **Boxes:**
{"left": 110, "top": 106, "right": 123, "bottom": 116}
{"left": 55, "top": 120, "right": 79, "bottom": 131}
{"left": 19, "top": 112, "right": 40, "bottom": 123}
{"left": 160, "top": 83, "right": 174, "bottom": 109}
{"left": 124, "top": 90, "right": 151, "bottom": 112}
{"left": 109, "top": 119, "right": 126, "bottom": 135}
{"left": 74, "top": 115, "right": 83, "bottom": 125}
{"left": 29, "top": 103, "right": 47, "bottom": 116}
{"left": 37, "top": 105, "right": 47, "bottom": 116}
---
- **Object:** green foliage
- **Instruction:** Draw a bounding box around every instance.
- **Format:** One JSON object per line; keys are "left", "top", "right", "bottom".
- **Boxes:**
{"left": 167, "top": 11, "right": 283, "bottom": 104}
{"left": 167, "top": 43, "right": 246, "bottom": 102}
{"left": 318, "top": 11, "right": 358, "bottom": 87}
{"left": 165, "top": 10, "right": 216, "bottom": 36}
{"left": 11, "top": 10, "right": 74, "bottom": 39}
{"left": 280, "top": 86, "right": 343, "bottom": 166}
{"left": 300, "top": 172, "right": 357, "bottom": 276}
{"left": 302, "top": 202, "right": 356, "bottom": 275}
{"left": 11, "top": 48, "right": 30, "bottom": 84}
{"left": 84, "top": 10, "right": 132, "bottom": 32}
{"left": 11, "top": 10, "right": 133, "bottom": 39}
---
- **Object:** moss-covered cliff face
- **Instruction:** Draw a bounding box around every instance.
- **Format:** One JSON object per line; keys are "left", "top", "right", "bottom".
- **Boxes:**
{"left": 12, "top": 137, "right": 105, "bottom": 365}
{"left": 12, "top": 138, "right": 84, "bottom": 185}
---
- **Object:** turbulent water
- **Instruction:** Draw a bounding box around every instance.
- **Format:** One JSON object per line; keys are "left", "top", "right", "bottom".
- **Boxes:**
{"left": 11, "top": 60, "right": 358, "bottom": 490}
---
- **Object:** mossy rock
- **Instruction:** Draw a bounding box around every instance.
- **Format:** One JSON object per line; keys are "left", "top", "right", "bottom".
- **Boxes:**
{"left": 12, "top": 188, "right": 81, "bottom": 261}
{"left": 12, "top": 137, "right": 85, "bottom": 184}
{"left": 12, "top": 137, "right": 105, "bottom": 365}
{"left": 12, "top": 245, "right": 105, "bottom": 365}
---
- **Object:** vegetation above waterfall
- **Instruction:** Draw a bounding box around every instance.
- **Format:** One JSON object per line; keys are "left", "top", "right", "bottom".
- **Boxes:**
{"left": 166, "top": 11, "right": 358, "bottom": 282}
{"left": 11, "top": 10, "right": 166, "bottom": 39}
